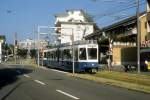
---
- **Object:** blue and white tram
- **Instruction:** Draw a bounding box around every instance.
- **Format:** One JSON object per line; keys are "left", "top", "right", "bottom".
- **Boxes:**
{"left": 73, "top": 42, "right": 99, "bottom": 73}
{"left": 42, "top": 41, "right": 99, "bottom": 73}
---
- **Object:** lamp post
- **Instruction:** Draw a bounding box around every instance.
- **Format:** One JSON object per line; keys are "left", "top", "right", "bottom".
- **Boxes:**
{"left": 37, "top": 26, "right": 40, "bottom": 67}
{"left": 37, "top": 26, "right": 75, "bottom": 74}
{"left": 136, "top": 0, "right": 140, "bottom": 73}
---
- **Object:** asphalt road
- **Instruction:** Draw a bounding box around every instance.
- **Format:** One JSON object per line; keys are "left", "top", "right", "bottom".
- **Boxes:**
{"left": 0, "top": 64, "right": 150, "bottom": 100}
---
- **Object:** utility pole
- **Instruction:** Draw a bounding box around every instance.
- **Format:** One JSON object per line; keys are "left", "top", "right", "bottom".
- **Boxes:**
{"left": 136, "top": 0, "right": 140, "bottom": 73}
{"left": 71, "top": 28, "right": 75, "bottom": 75}
{"left": 37, "top": 26, "right": 40, "bottom": 67}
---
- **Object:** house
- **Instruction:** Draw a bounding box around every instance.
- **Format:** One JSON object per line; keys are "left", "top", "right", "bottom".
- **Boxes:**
{"left": 55, "top": 9, "right": 99, "bottom": 44}
{"left": 85, "top": 12, "right": 149, "bottom": 71}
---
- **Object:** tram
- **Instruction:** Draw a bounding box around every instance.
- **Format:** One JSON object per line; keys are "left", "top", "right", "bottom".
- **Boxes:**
{"left": 40, "top": 40, "right": 99, "bottom": 73}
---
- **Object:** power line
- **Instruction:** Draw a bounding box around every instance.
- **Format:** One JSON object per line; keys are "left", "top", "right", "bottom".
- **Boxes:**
{"left": 92, "top": 1, "right": 146, "bottom": 20}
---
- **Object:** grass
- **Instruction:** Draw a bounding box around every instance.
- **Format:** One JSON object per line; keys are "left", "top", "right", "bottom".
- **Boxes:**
{"left": 70, "top": 71, "right": 150, "bottom": 93}
{"left": 4, "top": 58, "right": 38, "bottom": 67}
{"left": 94, "top": 71, "right": 150, "bottom": 86}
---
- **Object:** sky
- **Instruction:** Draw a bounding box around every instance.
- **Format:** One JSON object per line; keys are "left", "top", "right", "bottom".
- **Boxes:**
{"left": 0, "top": 0, "right": 146, "bottom": 44}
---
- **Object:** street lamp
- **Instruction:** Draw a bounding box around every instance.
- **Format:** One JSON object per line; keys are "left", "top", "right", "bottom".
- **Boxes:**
{"left": 37, "top": 26, "right": 75, "bottom": 74}
{"left": 136, "top": 0, "right": 140, "bottom": 73}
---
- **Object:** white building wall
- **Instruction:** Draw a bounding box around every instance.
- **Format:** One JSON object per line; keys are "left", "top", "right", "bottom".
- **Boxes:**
{"left": 55, "top": 10, "right": 85, "bottom": 24}
{"left": 60, "top": 23, "right": 94, "bottom": 43}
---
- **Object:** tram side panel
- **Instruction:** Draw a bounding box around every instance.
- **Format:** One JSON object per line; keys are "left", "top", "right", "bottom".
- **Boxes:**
{"left": 42, "top": 43, "right": 99, "bottom": 73}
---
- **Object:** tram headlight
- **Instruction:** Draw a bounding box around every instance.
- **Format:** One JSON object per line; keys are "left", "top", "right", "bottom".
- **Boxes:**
{"left": 92, "top": 63, "right": 94, "bottom": 66}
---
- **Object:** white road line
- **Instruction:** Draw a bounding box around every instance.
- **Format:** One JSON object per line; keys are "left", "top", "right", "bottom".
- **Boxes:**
{"left": 50, "top": 69, "right": 68, "bottom": 74}
{"left": 23, "top": 74, "right": 30, "bottom": 78}
{"left": 56, "top": 90, "right": 80, "bottom": 100}
{"left": 34, "top": 80, "right": 46, "bottom": 85}
{"left": 17, "top": 70, "right": 21, "bottom": 74}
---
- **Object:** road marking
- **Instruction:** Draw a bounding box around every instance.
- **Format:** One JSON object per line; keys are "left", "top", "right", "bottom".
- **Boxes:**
{"left": 23, "top": 74, "right": 30, "bottom": 78}
{"left": 17, "top": 70, "right": 21, "bottom": 74}
{"left": 56, "top": 90, "right": 80, "bottom": 100}
{"left": 34, "top": 80, "right": 46, "bottom": 85}
{"left": 50, "top": 69, "right": 68, "bottom": 74}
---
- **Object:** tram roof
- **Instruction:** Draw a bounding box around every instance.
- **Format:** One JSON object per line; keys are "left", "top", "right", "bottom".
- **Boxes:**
{"left": 59, "top": 40, "right": 97, "bottom": 47}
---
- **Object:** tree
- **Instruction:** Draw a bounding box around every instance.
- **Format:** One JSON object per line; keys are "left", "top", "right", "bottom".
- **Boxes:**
{"left": 17, "top": 49, "right": 28, "bottom": 58}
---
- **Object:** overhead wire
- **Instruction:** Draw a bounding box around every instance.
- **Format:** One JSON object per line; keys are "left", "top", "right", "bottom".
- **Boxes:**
{"left": 91, "top": 0, "right": 146, "bottom": 21}
{"left": 93, "top": 0, "right": 146, "bottom": 27}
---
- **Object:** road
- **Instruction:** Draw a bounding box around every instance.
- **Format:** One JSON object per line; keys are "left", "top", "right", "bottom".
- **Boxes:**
{"left": 0, "top": 64, "right": 150, "bottom": 100}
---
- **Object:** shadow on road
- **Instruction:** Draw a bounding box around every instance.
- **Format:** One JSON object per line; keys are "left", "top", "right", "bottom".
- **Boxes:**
{"left": 0, "top": 67, "right": 33, "bottom": 90}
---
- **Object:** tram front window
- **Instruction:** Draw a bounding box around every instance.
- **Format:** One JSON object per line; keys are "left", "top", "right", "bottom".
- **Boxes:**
{"left": 88, "top": 48, "right": 97, "bottom": 60}
{"left": 79, "top": 48, "right": 87, "bottom": 60}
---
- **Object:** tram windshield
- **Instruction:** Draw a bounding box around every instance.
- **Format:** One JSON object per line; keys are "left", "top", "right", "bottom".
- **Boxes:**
{"left": 88, "top": 48, "right": 97, "bottom": 60}
{"left": 79, "top": 48, "right": 87, "bottom": 60}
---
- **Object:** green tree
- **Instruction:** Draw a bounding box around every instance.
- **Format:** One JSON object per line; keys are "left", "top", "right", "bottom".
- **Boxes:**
{"left": 17, "top": 49, "right": 28, "bottom": 58}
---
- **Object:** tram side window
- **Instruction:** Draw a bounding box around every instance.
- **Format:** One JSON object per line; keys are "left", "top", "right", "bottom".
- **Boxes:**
{"left": 56, "top": 51, "right": 58, "bottom": 60}
{"left": 52, "top": 52, "right": 54, "bottom": 61}
{"left": 51, "top": 53, "right": 53, "bottom": 60}
{"left": 47, "top": 52, "right": 50, "bottom": 59}
{"left": 88, "top": 48, "right": 97, "bottom": 59}
{"left": 63, "top": 50, "right": 67, "bottom": 60}
{"left": 75, "top": 49, "right": 78, "bottom": 61}
{"left": 62, "top": 49, "right": 71, "bottom": 60}
{"left": 79, "top": 48, "right": 87, "bottom": 60}
{"left": 54, "top": 51, "right": 56, "bottom": 60}
{"left": 60, "top": 50, "right": 64, "bottom": 60}
{"left": 59, "top": 50, "right": 62, "bottom": 60}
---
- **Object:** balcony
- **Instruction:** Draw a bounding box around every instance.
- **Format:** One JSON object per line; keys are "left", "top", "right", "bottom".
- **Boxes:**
{"left": 116, "top": 28, "right": 137, "bottom": 39}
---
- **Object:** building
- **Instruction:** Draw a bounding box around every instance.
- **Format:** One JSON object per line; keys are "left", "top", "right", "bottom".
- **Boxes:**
{"left": 55, "top": 9, "right": 99, "bottom": 44}
{"left": 141, "top": 0, "right": 150, "bottom": 46}
{"left": 0, "top": 35, "right": 6, "bottom": 63}
{"left": 147, "top": 0, "right": 150, "bottom": 37}
{"left": 86, "top": 14, "right": 139, "bottom": 63}
{"left": 85, "top": 12, "right": 149, "bottom": 71}
{"left": 140, "top": 13, "right": 147, "bottom": 46}
{"left": 0, "top": 35, "right": 6, "bottom": 43}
